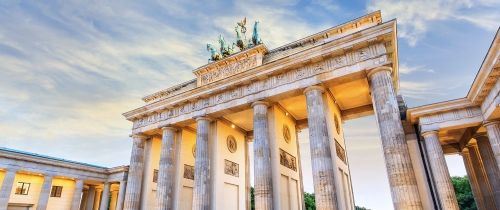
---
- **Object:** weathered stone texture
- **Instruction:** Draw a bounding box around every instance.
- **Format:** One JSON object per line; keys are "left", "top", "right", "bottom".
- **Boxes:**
{"left": 157, "top": 127, "right": 177, "bottom": 210}
{"left": 252, "top": 101, "right": 274, "bottom": 210}
{"left": 484, "top": 121, "right": 500, "bottom": 175}
{"left": 192, "top": 117, "right": 211, "bottom": 210}
{"left": 368, "top": 67, "right": 423, "bottom": 209}
{"left": 304, "top": 86, "right": 338, "bottom": 210}
{"left": 468, "top": 144, "right": 497, "bottom": 209}
{"left": 476, "top": 135, "right": 500, "bottom": 208}
{"left": 422, "top": 131, "right": 460, "bottom": 210}
{"left": 123, "top": 135, "right": 147, "bottom": 210}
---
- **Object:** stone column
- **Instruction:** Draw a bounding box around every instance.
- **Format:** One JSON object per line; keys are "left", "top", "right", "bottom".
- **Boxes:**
{"left": 71, "top": 179, "right": 84, "bottom": 210}
{"left": 192, "top": 117, "right": 212, "bottom": 210}
{"left": 116, "top": 181, "right": 126, "bottom": 210}
{"left": 0, "top": 169, "right": 17, "bottom": 210}
{"left": 36, "top": 175, "right": 53, "bottom": 210}
{"left": 157, "top": 126, "right": 177, "bottom": 210}
{"left": 93, "top": 188, "right": 103, "bottom": 210}
{"left": 123, "top": 134, "right": 147, "bottom": 210}
{"left": 468, "top": 144, "right": 497, "bottom": 209}
{"left": 368, "top": 66, "right": 423, "bottom": 209}
{"left": 110, "top": 189, "right": 118, "bottom": 210}
{"left": 476, "top": 134, "right": 500, "bottom": 207}
{"left": 462, "top": 149, "right": 486, "bottom": 210}
{"left": 99, "top": 183, "right": 111, "bottom": 210}
{"left": 304, "top": 86, "right": 338, "bottom": 210}
{"left": 422, "top": 131, "right": 459, "bottom": 210}
{"left": 484, "top": 121, "right": 500, "bottom": 176}
{"left": 252, "top": 101, "right": 274, "bottom": 210}
{"left": 85, "top": 186, "right": 96, "bottom": 210}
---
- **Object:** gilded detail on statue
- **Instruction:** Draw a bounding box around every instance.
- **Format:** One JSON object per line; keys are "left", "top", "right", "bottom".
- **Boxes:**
{"left": 224, "top": 159, "right": 239, "bottom": 177}
{"left": 279, "top": 149, "right": 297, "bottom": 171}
{"left": 183, "top": 164, "right": 194, "bottom": 180}
{"left": 131, "top": 43, "right": 387, "bottom": 130}
{"left": 226, "top": 135, "right": 237, "bottom": 153}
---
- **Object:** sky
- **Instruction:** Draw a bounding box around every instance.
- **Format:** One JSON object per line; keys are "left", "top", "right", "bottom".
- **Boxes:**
{"left": 0, "top": 0, "right": 499, "bottom": 209}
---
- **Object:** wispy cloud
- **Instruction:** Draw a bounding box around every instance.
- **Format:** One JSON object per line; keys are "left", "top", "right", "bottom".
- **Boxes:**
{"left": 367, "top": 0, "right": 500, "bottom": 46}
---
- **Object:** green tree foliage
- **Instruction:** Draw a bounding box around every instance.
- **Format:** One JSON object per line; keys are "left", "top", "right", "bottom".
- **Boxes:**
{"left": 355, "top": 206, "right": 370, "bottom": 210}
{"left": 304, "top": 192, "right": 315, "bottom": 210}
{"left": 452, "top": 176, "right": 477, "bottom": 210}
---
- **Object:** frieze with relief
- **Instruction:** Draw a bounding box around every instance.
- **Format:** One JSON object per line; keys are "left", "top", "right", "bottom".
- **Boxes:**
{"left": 183, "top": 164, "right": 194, "bottom": 180}
{"left": 335, "top": 140, "right": 346, "bottom": 163}
{"left": 224, "top": 159, "right": 239, "bottom": 177}
{"left": 279, "top": 148, "right": 297, "bottom": 171}
{"left": 132, "top": 43, "right": 387, "bottom": 130}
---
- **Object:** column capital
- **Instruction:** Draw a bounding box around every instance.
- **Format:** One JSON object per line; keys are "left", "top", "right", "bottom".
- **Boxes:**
{"left": 161, "top": 126, "right": 178, "bottom": 132}
{"left": 367, "top": 66, "right": 392, "bottom": 79}
{"left": 251, "top": 101, "right": 270, "bottom": 108}
{"left": 130, "top": 133, "right": 148, "bottom": 140}
{"left": 303, "top": 85, "right": 325, "bottom": 95}
{"left": 421, "top": 130, "right": 439, "bottom": 138}
{"left": 194, "top": 116, "right": 212, "bottom": 122}
{"left": 483, "top": 120, "right": 500, "bottom": 127}
{"left": 473, "top": 132, "right": 488, "bottom": 140}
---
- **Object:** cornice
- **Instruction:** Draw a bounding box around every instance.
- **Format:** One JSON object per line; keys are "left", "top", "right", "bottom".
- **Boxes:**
{"left": 123, "top": 20, "right": 396, "bottom": 121}
{"left": 467, "top": 29, "right": 500, "bottom": 105}
{"left": 407, "top": 98, "right": 478, "bottom": 124}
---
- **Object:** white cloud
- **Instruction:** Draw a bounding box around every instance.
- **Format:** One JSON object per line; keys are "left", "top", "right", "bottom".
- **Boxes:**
{"left": 399, "top": 63, "right": 435, "bottom": 74}
{"left": 367, "top": 0, "right": 500, "bottom": 46}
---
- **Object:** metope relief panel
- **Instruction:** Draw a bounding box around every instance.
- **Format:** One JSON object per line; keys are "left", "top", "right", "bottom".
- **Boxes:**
{"left": 224, "top": 159, "right": 239, "bottom": 177}
{"left": 335, "top": 140, "right": 346, "bottom": 163}
{"left": 183, "top": 164, "right": 194, "bottom": 180}
{"left": 132, "top": 43, "right": 388, "bottom": 130}
{"left": 279, "top": 149, "right": 297, "bottom": 171}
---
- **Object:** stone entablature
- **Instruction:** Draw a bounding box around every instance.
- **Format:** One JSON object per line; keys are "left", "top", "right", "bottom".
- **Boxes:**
{"left": 129, "top": 42, "right": 389, "bottom": 132}
{"left": 0, "top": 147, "right": 128, "bottom": 182}
{"left": 124, "top": 20, "right": 397, "bottom": 133}
{"left": 418, "top": 107, "right": 483, "bottom": 132}
{"left": 264, "top": 10, "right": 382, "bottom": 63}
{"left": 193, "top": 44, "right": 267, "bottom": 86}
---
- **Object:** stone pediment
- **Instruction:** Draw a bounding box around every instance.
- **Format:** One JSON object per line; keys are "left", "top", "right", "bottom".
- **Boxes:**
{"left": 193, "top": 44, "right": 268, "bottom": 86}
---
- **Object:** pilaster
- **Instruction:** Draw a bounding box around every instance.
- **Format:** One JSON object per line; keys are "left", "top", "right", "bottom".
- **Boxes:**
{"left": 36, "top": 175, "right": 53, "bottom": 210}
{"left": 0, "top": 169, "right": 17, "bottom": 210}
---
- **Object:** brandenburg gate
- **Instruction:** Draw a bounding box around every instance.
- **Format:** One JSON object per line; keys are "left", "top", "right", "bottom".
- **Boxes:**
{"left": 120, "top": 11, "right": 500, "bottom": 210}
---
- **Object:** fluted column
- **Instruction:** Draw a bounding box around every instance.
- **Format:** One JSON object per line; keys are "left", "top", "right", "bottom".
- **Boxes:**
{"left": 157, "top": 126, "right": 177, "bottom": 210}
{"left": 99, "top": 183, "right": 111, "bottom": 210}
{"left": 462, "top": 149, "right": 486, "bottom": 210}
{"left": 0, "top": 169, "right": 17, "bottom": 210}
{"left": 252, "top": 101, "right": 274, "bottom": 210}
{"left": 110, "top": 189, "right": 118, "bottom": 210}
{"left": 368, "top": 66, "right": 422, "bottom": 209}
{"left": 71, "top": 179, "right": 84, "bottom": 210}
{"left": 304, "top": 86, "right": 338, "bottom": 210}
{"left": 116, "top": 181, "right": 126, "bottom": 210}
{"left": 192, "top": 117, "right": 212, "bottom": 210}
{"left": 86, "top": 186, "right": 96, "bottom": 210}
{"left": 469, "top": 144, "right": 497, "bottom": 209}
{"left": 484, "top": 121, "right": 500, "bottom": 175}
{"left": 422, "top": 131, "right": 459, "bottom": 210}
{"left": 476, "top": 134, "right": 500, "bottom": 207}
{"left": 36, "top": 175, "right": 53, "bottom": 210}
{"left": 123, "top": 134, "right": 147, "bottom": 210}
{"left": 93, "top": 188, "right": 103, "bottom": 210}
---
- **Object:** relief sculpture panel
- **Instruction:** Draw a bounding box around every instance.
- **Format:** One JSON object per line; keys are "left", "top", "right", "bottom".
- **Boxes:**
{"left": 279, "top": 148, "right": 297, "bottom": 171}
{"left": 224, "top": 159, "right": 239, "bottom": 177}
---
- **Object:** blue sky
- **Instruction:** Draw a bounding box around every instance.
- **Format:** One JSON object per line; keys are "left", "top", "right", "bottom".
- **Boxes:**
{"left": 0, "top": 0, "right": 499, "bottom": 209}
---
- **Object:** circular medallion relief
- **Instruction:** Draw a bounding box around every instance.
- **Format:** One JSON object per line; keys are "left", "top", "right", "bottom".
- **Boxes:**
{"left": 283, "top": 125, "right": 291, "bottom": 143}
{"left": 227, "top": 135, "right": 237, "bottom": 153}
{"left": 192, "top": 144, "right": 196, "bottom": 158}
